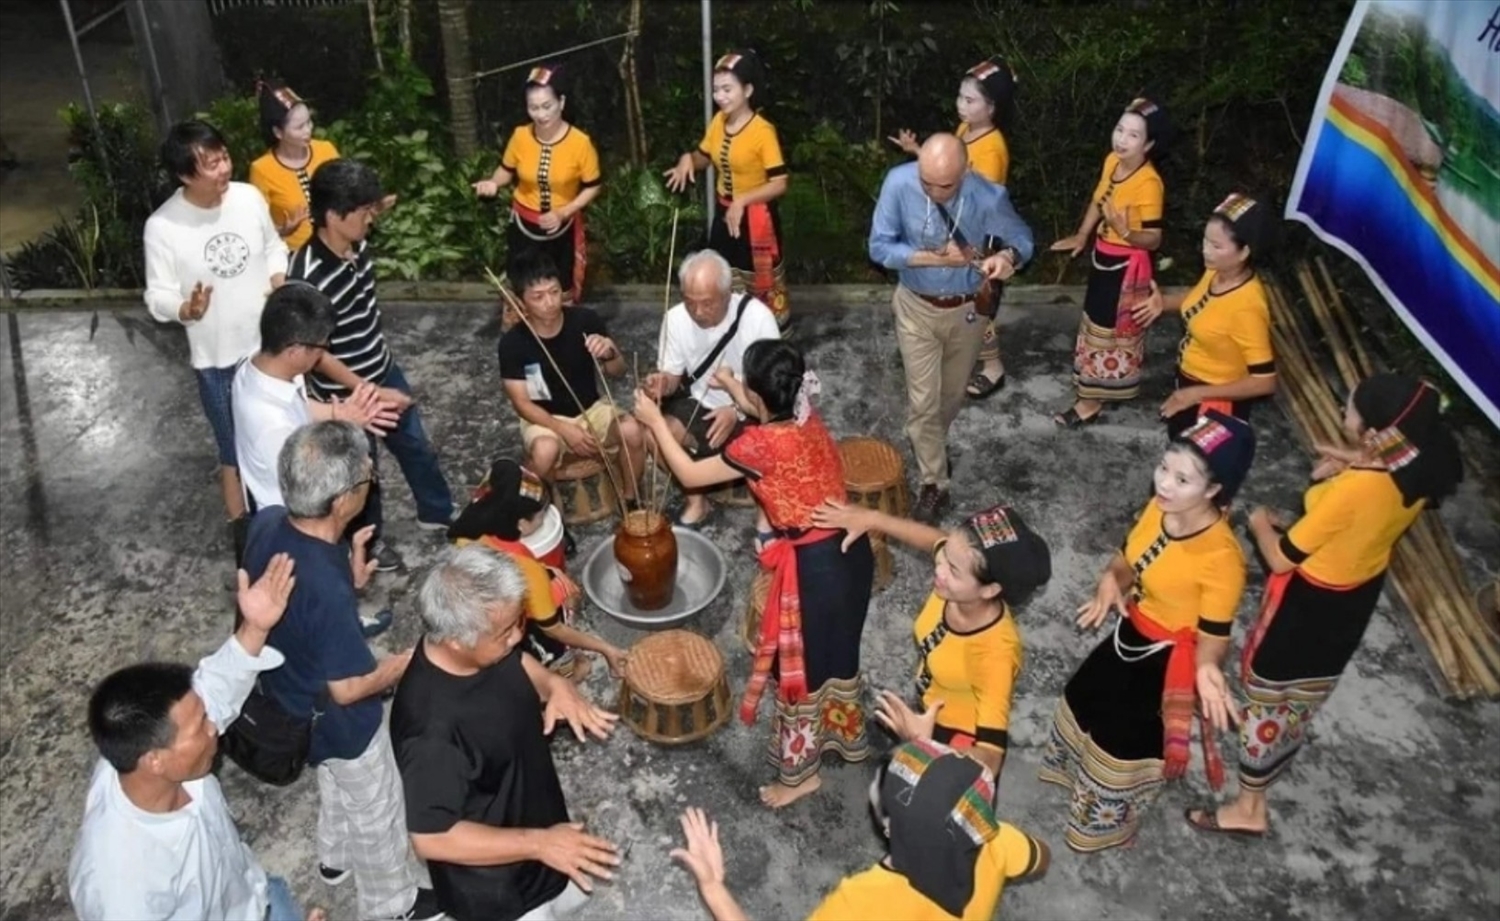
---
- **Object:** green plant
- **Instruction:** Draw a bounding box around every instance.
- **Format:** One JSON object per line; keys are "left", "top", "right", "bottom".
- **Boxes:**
{"left": 370, "top": 148, "right": 505, "bottom": 280}
{"left": 197, "top": 95, "right": 263, "bottom": 180}
{"left": 588, "top": 166, "right": 705, "bottom": 282}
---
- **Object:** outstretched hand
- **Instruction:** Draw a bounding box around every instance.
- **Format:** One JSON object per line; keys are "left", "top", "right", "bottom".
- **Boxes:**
{"left": 671, "top": 807, "right": 727, "bottom": 888}
{"left": 236, "top": 553, "right": 297, "bottom": 635}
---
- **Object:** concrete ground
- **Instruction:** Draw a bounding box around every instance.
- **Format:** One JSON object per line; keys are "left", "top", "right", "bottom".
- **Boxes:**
{"left": 2, "top": 291, "right": 1497, "bottom": 921}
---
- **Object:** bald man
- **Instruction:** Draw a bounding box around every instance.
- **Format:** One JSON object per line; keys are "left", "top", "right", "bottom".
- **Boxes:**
{"left": 869, "top": 133, "right": 1034, "bottom": 523}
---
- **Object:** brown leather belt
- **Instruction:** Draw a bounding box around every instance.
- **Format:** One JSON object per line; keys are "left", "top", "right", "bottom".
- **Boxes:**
{"left": 914, "top": 292, "right": 975, "bottom": 309}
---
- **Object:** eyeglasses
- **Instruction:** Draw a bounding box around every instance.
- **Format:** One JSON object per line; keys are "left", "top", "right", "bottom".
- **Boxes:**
{"left": 349, "top": 469, "right": 380, "bottom": 492}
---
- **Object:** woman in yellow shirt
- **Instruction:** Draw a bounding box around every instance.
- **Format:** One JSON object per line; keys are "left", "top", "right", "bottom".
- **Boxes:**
{"left": 1040, "top": 410, "right": 1254, "bottom": 852}
{"left": 474, "top": 65, "right": 603, "bottom": 306}
{"left": 672, "top": 739, "right": 1050, "bottom": 921}
{"left": 665, "top": 50, "right": 791, "bottom": 329}
{"left": 1188, "top": 374, "right": 1462, "bottom": 838}
{"left": 812, "top": 500, "right": 1051, "bottom": 779}
{"left": 248, "top": 81, "right": 341, "bottom": 251}
{"left": 1049, "top": 97, "right": 1170, "bottom": 426}
{"left": 1137, "top": 193, "right": 1278, "bottom": 438}
{"left": 889, "top": 56, "right": 1019, "bottom": 400}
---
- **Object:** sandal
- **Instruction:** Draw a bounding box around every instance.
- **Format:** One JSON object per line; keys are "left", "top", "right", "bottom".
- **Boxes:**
{"left": 1184, "top": 807, "right": 1266, "bottom": 838}
{"left": 965, "top": 369, "right": 1007, "bottom": 400}
{"left": 1053, "top": 406, "right": 1102, "bottom": 428}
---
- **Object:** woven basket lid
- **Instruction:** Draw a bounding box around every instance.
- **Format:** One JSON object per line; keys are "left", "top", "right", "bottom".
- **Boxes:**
{"left": 624, "top": 630, "right": 724, "bottom": 704}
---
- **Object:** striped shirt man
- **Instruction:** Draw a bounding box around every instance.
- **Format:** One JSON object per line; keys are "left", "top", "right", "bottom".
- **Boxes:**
{"left": 286, "top": 236, "right": 392, "bottom": 396}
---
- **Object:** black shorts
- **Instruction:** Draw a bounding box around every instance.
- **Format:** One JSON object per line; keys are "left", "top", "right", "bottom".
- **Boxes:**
{"left": 663, "top": 394, "right": 742, "bottom": 457}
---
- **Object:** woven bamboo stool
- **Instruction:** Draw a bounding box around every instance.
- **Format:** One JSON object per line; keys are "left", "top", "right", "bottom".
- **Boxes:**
{"left": 839, "top": 436, "right": 908, "bottom": 591}
{"left": 741, "top": 569, "right": 771, "bottom": 653}
{"left": 553, "top": 451, "right": 617, "bottom": 526}
{"left": 617, "top": 630, "right": 731, "bottom": 744}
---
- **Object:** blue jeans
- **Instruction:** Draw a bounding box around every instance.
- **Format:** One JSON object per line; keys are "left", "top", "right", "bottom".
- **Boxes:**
{"left": 362, "top": 362, "right": 454, "bottom": 530}
{"left": 265, "top": 875, "right": 303, "bottom": 921}
{"left": 194, "top": 365, "right": 239, "bottom": 466}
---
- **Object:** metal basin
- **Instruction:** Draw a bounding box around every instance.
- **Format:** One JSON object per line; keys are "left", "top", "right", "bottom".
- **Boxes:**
{"left": 581, "top": 527, "right": 728, "bottom": 628}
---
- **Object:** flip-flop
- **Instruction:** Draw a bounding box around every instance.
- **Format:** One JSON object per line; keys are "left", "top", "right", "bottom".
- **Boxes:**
{"left": 966, "top": 369, "right": 1007, "bottom": 399}
{"left": 1053, "top": 406, "right": 1102, "bottom": 428}
{"left": 675, "top": 506, "right": 716, "bottom": 531}
{"left": 1184, "top": 807, "right": 1266, "bottom": 838}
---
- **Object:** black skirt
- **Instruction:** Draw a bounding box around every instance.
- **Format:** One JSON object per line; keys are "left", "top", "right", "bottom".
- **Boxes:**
{"left": 706, "top": 199, "right": 783, "bottom": 273}
{"left": 1063, "top": 617, "right": 1170, "bottom": 761}
{"left": 1082, "top": 246, "right": 1129, "bottom": 328}
{"left": 1250, "top": 571, "right": 1386, "bottom": 682}
{"left": 784, "top": 533, "right": 874, "bottom": 687}
{"left": 1164, "top": 371, "right": 1255, "bottom": 439}
{"left": 506, "top": 214, "right": 575, "bottom": 297}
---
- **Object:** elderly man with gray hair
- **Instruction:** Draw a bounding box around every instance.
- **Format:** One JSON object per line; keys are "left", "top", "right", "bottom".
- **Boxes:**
{"left": 641, "top": 249, "right": 780, "bottom": 528}
{"left": 242, "top": 420, "right": 441, "bottom": 921}
{"left": 390, "top": 543, "right": 621, "bottom": 921}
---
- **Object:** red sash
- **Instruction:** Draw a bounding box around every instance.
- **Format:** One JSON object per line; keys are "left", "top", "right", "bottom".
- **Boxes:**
{"left": 1095, "top": 237, "right": 1153, "bottom": 337}
{"left": 1128, "top": 603, "right": 1225, "bottom": 790}
{"left": 739, "top": 528, "right": 838, "bottom": 724}
{"left": 512, "top": 202, "right": 587, "bottom": 305}
{"left": 720, "top": 196, "right": 780, "bottom": 297}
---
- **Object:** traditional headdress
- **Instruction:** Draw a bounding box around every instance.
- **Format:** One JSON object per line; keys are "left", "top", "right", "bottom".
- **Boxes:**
{"left": 714, "top": 50, "right": 768, "bottom": 109}
{"left": 525, "top": 63, "right": 567, "bottom": 98}
{"left": 964, "top": 56, "right": 1018, "bottom": 132}
{"left": 1123, "top": 94, "right": 1172, "bottom": 158}
{"left": 256, "top": 79, "right": 305, "bottom": 146}
{"left": 447, "top": 459, "right": 550, "bottom": 542}
{"left": 1174, "top": 410, "right": 1256, "bottom": 505}
{"left": 1352, "top": 373, "right": 1463, "bottom": 507}
{"left": 881, "top": 738, "right": 999, "bottom": 917}
{"left": 963, "top": 504, "right": 1051, "bottom": 604}
{"left": 1212, "top": 192, "right": 1276, "bottom": 256}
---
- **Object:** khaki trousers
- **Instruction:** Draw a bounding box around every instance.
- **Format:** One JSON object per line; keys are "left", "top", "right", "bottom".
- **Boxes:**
{"left": 892, "top": 284, "right": 983, "bottom": 488}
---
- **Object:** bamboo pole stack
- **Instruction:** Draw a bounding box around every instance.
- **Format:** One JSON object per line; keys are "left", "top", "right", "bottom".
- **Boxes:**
{"left": 1266, "top": 258, "right": 1500, "bottom": 700}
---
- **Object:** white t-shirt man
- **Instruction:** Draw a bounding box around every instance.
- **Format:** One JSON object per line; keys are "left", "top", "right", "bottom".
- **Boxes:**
{"left": 144, "top": 182, "right": 288, "bottom": 370}
{"left": 231, "top": 359, "right": 312, "bottom": 509}
{"left": 659, "top": 292, "right": 781, "bottom": 409}
{"left": 68, "top": 637, "right": 286, "bottom": 921}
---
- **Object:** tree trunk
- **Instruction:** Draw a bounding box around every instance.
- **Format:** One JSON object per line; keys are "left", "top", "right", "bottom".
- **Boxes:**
{"left": 437, "top": 0, "right": 479, "bottom": 159}
{"left": 398, "top": 0, "right": 413, "bottom": 57}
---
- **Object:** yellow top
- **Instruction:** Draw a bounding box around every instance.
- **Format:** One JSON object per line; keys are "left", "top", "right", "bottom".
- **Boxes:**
{"left": 500, "top": 124, "right": 602, "bottom": 214}
{"left": 453, "top": 537, "right": 561, "bottom": 628}
{"left": 696, "top": 111, "right": 787, "bottom": 200}
{"left": 956, "top": 123, "right": 1010, "bottom": 185}
{"left": 1124, "top": 500, "right": 1246, "bottom": 634}
{"left": 912, "top": 583, "right": 1021, "bottom": 754}
{"left": 806, "top": 824, "right": 1044, "bottom": 921}
{"left": 1089, "top": 152, "right": 1164, "bottom": 246}
{"left": 1177, "top": 270, "right": 1276, "bottom": 384}
{"left": 1283, "top": 469, "right": 1423, "bottom": 585}
{"left": 248, "top": 138, "right": 341, "bottom": 251}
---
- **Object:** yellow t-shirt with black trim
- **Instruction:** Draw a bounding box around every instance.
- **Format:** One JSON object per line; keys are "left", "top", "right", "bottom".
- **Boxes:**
{"left": 806, "top": 823, "right": 1044, "bottom": 921}
{"left": 453, "top": 537, "right": 561, "bottom": 629}
{"left": 696, "top": 111, "right": 787, "bottom": 200}
{"left": 248, "top": 138, "right": 341, "bottom": 251}
{"left": 1090, "top": 152, "right": 1164, "bottom": 246}
{"left": 1125, "top": 500, "right": 1246, "bottom": 635}
{"left": 501, "top": 124, "right": 602, "bottom": 214}
{"left": 1281, "top": 469, "right": 1422, "bottom": 585}
{"left": 1177, "top": 270, "right": 1275, "bottom": 384}
{"left": 912, "top": 586, "right": 1021, "bottom": 755}
{"left": 956, "top": 123, "right": 1010, "bottom": 185}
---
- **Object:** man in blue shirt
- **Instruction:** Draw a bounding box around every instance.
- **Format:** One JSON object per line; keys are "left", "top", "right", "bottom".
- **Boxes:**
{"left": 244, "top": 420, "right": 440, "bottom": 921}
{"left": 869, "top": 133, "right": 1034, "bottom": 523}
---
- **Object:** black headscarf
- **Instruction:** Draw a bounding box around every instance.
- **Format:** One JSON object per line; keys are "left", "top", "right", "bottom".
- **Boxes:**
{"left": 447, "top": 459, "right": 550, "bottom": 542}
{"left": 1353, "top": 373, "right": 1463, "bottom": 507}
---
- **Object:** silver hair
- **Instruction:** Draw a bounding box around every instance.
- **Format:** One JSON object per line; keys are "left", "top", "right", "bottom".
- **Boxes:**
{"left": 277, "top": 420, "right": 369, "bottom": 519}
{"left": 416, "top": 544, "right": 528, "bottom": 647}
{"left": 678, "top": 249, "right": 732, "bottom": 295}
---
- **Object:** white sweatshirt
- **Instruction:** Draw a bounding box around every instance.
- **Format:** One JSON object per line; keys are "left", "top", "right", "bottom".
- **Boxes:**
{"left": 144, "top": 182, "right": 289, "bottom": 369}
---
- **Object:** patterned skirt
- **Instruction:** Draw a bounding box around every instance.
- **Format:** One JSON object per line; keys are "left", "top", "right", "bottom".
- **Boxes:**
{"left": 711, "top": 197, "right": 788, "bottom": 328}
{"left": 1238, "top": 571, "right": 1384, "bottom": 791}
{"left": 764, "top": 534, "right": 875, "bottom": 785}
{"left": 1040, "top": 618, "right": 1170, "bottom": 852}
{"left": 1073, "top": 244, "right": 1148, "bottom": 402}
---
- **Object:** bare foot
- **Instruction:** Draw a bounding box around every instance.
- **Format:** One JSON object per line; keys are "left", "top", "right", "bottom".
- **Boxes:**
{"left": 759, "top": 774, "right": 821, "bottom": 809}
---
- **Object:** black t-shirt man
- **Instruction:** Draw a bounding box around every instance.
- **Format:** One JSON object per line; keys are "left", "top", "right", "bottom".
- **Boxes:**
{"left": 497, "top": 308, "right": 607, "bottom": 417}
{"left": 390, "top": 642, "right": 570, "bottom": 921}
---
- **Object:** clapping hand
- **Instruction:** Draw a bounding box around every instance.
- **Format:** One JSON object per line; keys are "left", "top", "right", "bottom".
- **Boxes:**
{"left": 236, "top": 553, "right": 297, "bottom": 634}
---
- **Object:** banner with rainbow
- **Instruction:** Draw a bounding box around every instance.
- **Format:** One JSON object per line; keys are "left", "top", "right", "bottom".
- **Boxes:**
{"left": 1287, "top": 0, "right": 1500, "bottom": 427}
